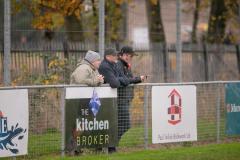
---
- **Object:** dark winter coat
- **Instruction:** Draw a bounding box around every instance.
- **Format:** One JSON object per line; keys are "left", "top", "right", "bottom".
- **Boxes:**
{"left": 98, "top": 58, "right": 130, "bottom": 88}
{"left": 116, "top": 59, "right": 142, "bottom": 105}
{"left": 116, "top": 59, "right": 142, "bottom": 84}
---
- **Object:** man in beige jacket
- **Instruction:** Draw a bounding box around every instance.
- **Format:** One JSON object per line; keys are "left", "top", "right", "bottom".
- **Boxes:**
{"left": 70, "top": 50, "right": 104, "bottom": 86}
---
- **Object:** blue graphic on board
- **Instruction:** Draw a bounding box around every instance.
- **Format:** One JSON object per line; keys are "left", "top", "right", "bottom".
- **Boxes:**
{"left": 89, "top": 89, "right": 101, "bottom": 116}
{"left": 0, "top": 111, "right": 27, "bottom": 154}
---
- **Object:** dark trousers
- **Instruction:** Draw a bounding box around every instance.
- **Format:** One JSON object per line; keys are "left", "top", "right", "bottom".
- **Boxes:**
{"left": 118, "top": 103, "right": 130, "bottom": 140}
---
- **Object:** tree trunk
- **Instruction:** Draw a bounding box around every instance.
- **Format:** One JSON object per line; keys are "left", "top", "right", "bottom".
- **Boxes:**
{"left": 203, "top": 41, "right": 209, "bottom": 81}
{"left": 207, "top": 0, "right": 227, "bottom": 44}
{"left": 145, "top": 0, "right": 167, "bottom": 82}
{"left": 207, "top": 0, "right": 227, "bottom": 80}
{"left": 191, "top": 0, "right": 201, "bottom": 81}
{"left": 65, "top": 15, "right": 84, "bottom": 42}
{"left": 191, "top": 0, "right": 200, "bottom": 43}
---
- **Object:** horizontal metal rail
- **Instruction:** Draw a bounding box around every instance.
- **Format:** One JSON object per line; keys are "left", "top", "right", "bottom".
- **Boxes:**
{"left": 1, "top": 81, "right": 240, "bottom": 90}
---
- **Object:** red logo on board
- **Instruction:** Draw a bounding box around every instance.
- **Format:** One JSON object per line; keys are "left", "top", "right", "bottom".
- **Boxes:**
{"left": 167, "top": 89, "right": 182, "bottom": 125}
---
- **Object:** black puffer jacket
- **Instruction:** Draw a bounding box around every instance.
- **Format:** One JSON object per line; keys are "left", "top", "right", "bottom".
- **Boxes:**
{"left": 99, "top": 58, "right": 130, "bottom": 88}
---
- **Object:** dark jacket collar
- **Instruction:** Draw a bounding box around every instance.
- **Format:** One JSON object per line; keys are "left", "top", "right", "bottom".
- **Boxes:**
{"left": 103, "top": 57, "right": 116, "bottom": 66}
{"left": 118, "top": 58, "right": 129, "bottom": 68}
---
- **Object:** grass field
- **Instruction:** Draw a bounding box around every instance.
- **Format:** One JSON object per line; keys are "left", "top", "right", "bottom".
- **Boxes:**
{"left": 28, "top": 132, "right": 61, "bottom": 155}
{"left": 36, "top": 142, "right": 240, "bottom": 160}
{"left": 24, "top": 121, "right": 229, "bottom": 157}
{"left": 5, "top": 119, "right": 236, "bottom": 159}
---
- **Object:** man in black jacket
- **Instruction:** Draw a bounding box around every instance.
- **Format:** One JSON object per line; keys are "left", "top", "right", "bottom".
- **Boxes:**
{"left": 116, "top": 46, "right": 145, "bottom": 141}
{"left": 98, "top": 48, "right": 130, "bottom": 153}
{"left": 117, "top": 46, "right": 145, "bottom": 84}
{"left": 99, "top": 48, "right": 130, "bottom": 88}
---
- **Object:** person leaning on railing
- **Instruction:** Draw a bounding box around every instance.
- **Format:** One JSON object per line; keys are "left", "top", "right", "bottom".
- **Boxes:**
{"left": 117, "top": 46, "right": 145, "bottom": 84}
{"left": 98, "top": 48, "right": 130, "bottom": 88}
{"left": 69, "top": 50, "right": 104, "bottom": 155}
{"left": 98, "top": 48, "right": 130, "bottom": 153}
{"left": 70, "top": 50, "right": 104, "bottom": 86}
{"left": 116, "top": 46, "right": 145, "bottom": 143}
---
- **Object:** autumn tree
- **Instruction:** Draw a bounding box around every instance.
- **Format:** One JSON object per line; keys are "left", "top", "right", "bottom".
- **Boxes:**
{"left": 223, "top": 0, "right": 239, "bottom": 44}
{"left": 207, "top": 0, "right": 227, "bottom": 44}
{"left": 206, "top": 0, "right": 239, "bottom": 44}
{"left": 183, "top": 0, "right": 239, "bottom": 44}
{"left": 105, "top": 0, "right": 128, "bottom": 47}
{"left": 14, "top": 0, "right": 130, "bottom": 43}
{"left": 207, "top": 0, "right": 240, "bottom": 79}
{"left": 16, "top": 0, "right": 85, "bottom": 41}
{"left": 207, "top": 0, "right": 239, "bottom": 44}
{"left": 182, "top": 0, "right": 210, "bottom": 81}
{"left": 145, "top": 0, "right": 167, "bottom": 82}
{"left": 182, "top": 0, "right": 210, "bottom": 43}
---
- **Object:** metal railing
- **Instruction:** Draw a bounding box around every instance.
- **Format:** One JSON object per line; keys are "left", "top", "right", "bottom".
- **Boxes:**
{"left": 0, "top": 81, "right": 240, "bottom": 159}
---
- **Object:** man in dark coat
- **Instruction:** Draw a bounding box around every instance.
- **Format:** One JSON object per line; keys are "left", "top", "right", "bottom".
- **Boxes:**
{"left": 98, "top": 48, "right": 130, "bottom": 153}
{"left": 116, "top": 46, "right": 145, "bottom": 140}
{"left": 117, "top": 46, "right": 144, "bottom": 84}
{"left": 99, "top": 48, "right": 129, "bottom": 88}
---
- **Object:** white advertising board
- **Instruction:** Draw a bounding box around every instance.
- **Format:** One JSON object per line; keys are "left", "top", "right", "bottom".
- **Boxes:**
{"left": 152, "top": 86, "right": 197, "bottom": 143}
{"left": 0, "top": 89, "right": 28, "bottom": 157}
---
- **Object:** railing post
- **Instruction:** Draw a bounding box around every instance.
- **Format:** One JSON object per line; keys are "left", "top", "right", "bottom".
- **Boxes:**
{"left": 216, "top": 83, "right": 221, "bottom": 143}
{"left": 4, "top": 0, "right": 11, "bottom": 85}
{"left": 61, "top": 87, "right": 66, "bottom": 157}
{"left": 203, "top": 42, "right": 209, "bottom": 81}
{"left": 176, "top": 0, "right": 182, "bottom": 82}
{"left": 98, "top": 0, "right": 105, "bottom": 58}
{"left": 144, "top": 85, "right": 149, "bottom": 149}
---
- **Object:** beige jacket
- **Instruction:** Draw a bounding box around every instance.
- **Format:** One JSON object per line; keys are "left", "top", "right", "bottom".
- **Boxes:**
{"left": 70, "top": 59, "right": 103, "bottom": 86}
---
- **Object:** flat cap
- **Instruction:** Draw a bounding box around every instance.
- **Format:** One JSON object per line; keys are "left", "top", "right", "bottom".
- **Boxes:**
{"left": 104, "top": 48, "right": 118, "bottom": 56}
